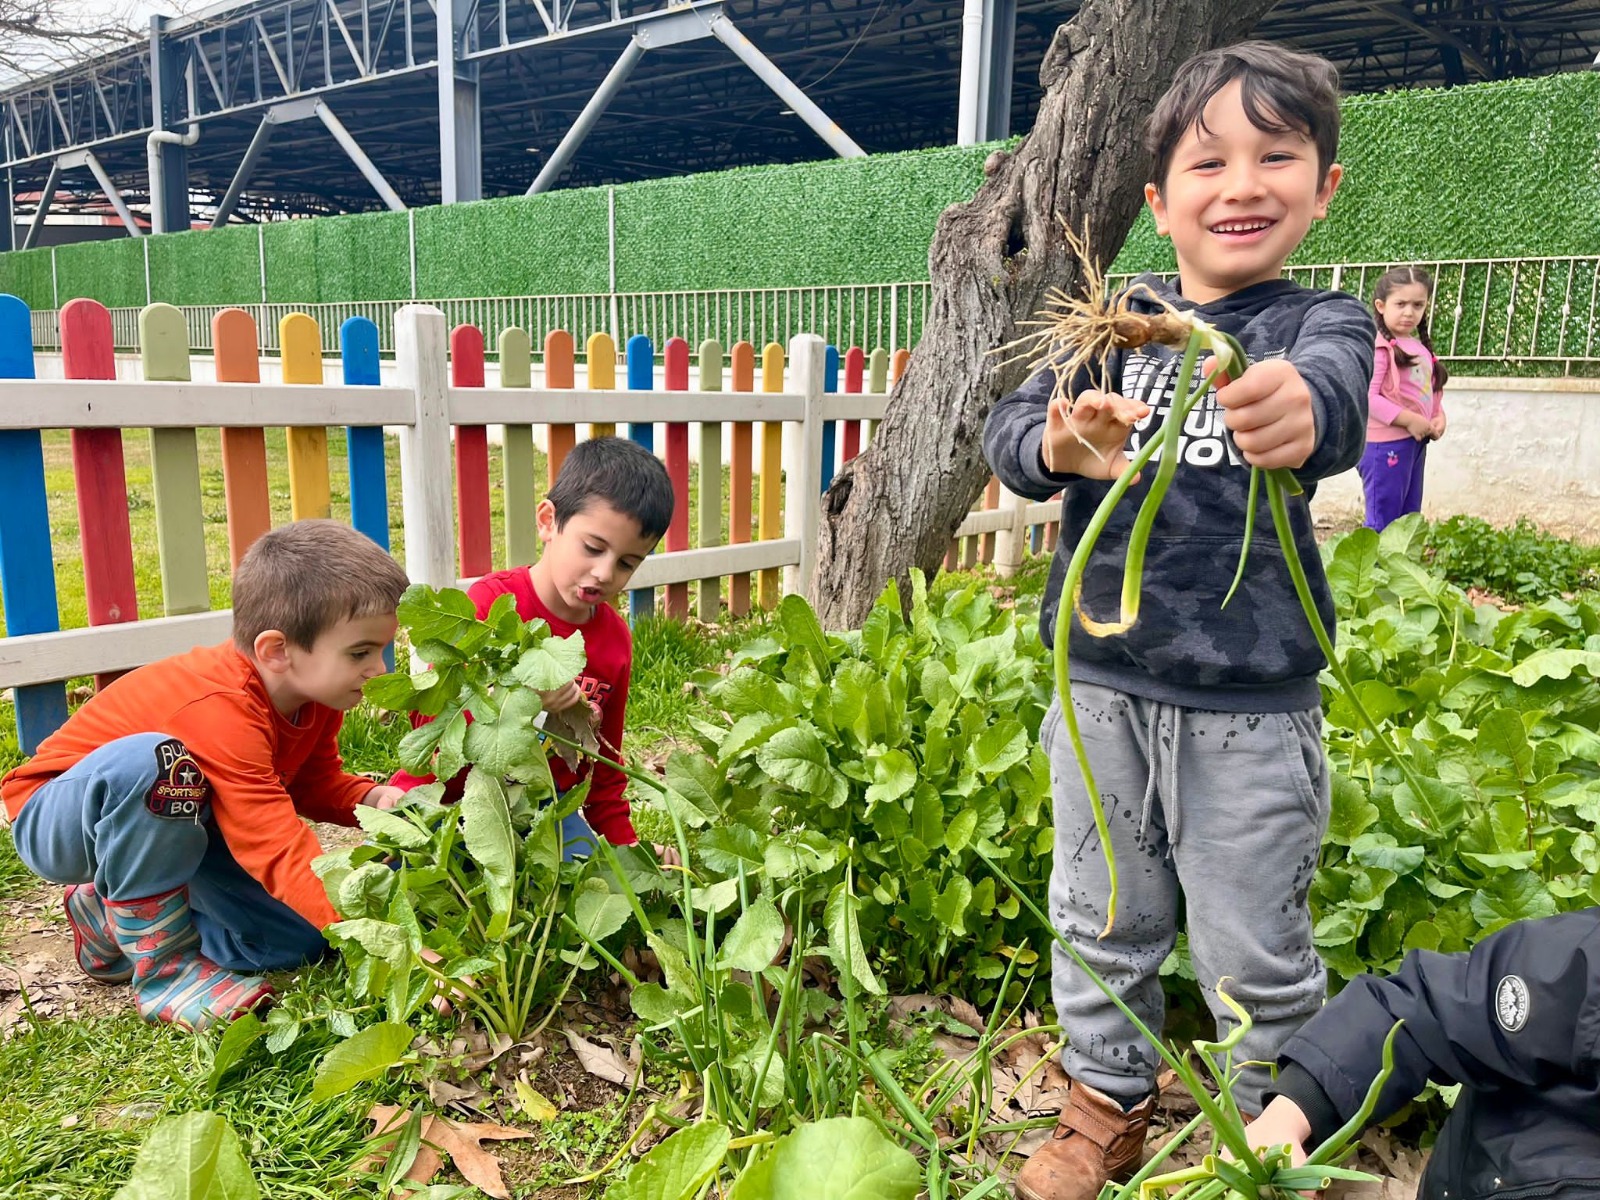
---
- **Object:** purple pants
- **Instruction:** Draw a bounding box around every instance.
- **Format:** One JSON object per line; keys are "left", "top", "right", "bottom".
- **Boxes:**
{"left": 1358, "top": 437, "right": 1427, "bottom": 532}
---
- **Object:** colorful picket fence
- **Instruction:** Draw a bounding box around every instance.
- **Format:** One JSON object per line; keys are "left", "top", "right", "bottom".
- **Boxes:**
{"left": 0, "top": 294, "right": 1057, "bottom": 753}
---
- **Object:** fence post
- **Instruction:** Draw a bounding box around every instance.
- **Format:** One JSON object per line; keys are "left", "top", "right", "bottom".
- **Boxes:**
{"left": 396, "top": 304, "right": 456, "bottom": 589}
{"left": 992, "top": 483, "right": 1030, "bottom": 579}
{"left": 785, "top": 333, "right": 826, "bottom": 601}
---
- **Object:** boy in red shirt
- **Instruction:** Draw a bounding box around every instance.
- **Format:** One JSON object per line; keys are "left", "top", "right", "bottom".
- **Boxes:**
{"left": 1, "top": 520, "right": 411, "bottom": 1030}
{"left": 391, "top": 437, "right": 673, "bottom": 857}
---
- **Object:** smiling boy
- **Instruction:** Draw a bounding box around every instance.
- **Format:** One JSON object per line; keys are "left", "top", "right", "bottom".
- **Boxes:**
{"left": 1, "top": 520, "right": 411, "bottom": 1030}
{"left": 983, "top": 42, "right": 1375, "bottom": 1200}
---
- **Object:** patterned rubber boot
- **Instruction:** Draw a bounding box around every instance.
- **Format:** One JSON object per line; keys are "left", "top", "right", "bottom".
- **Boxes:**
{"left": 105, "top": 887, "right": 275, "bottom": 1030}
{"left": 63, "top": 884, "right": 133, "bottom": 984}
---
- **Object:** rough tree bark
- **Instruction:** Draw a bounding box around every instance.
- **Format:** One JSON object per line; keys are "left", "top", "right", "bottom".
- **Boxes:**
{"left": 808, "top": 0, "right": 1282, "bottom": 628}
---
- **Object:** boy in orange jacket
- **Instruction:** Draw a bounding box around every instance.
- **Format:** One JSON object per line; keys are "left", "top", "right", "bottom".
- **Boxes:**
{"left": 1, "top": 520, "right": 410, "bottom": 1030}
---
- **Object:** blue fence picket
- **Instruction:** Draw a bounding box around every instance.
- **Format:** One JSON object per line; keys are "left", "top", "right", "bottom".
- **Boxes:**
{"left": 0, "top": 295, "right": 68, "bottom": 752}
{"left": 820, "top": 344, "right": 840, "bottom": 493}
{"left": 625, "top": 333, "right": 655, "bottom": 621}
{"left": 340, "top": 317, "right": 389, "bottom": 551}
{"left": 340, "top": 316, "right": 393, "bottom": 669}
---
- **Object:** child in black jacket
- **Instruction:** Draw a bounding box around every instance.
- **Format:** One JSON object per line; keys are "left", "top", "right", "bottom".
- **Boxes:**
{"left": 1249, "top": 907, "right": 1600, "bottom": 1200}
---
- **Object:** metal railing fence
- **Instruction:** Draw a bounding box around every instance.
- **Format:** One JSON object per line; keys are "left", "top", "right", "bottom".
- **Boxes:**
{"left": 24, "top": 257, "right": 1600, "bottom": 372}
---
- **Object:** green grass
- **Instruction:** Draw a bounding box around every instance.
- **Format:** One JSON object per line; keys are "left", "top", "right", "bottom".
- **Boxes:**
{"left": 0, "top": 828, "right": 30, "bottom": 901}
{"left": 0, "top": 974, "right": 410, "bottom": 1198}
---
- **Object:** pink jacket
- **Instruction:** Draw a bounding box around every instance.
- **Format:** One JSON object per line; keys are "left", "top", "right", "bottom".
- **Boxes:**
{"left": 1367, "top": 335, "right": 1444, "bottom": 444}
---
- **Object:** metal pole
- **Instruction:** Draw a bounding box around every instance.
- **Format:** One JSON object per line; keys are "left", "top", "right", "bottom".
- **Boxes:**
{"left": 708, "top": 12, "right": 864, "bottom": 158}
{"left": 211, "top": 114, "right": 276, "bottom": 227}
{"left": 527, "top": 38, "right": 646, "bottom": 195}
{"left": 315, "top": 102, "right": 407, "bottom": 211}
{"left": 81, "top": 151, "right": 144, "bottom": 237}
{"left": 607, "top": 184, "right": 619, "bottom": 340}
{"left": 957, "top": 0, "right": 984, "bottom": 145}
{"left": 22, "top": 160, "right": 61, "bottom": 251}
{"left": 1, "top": 167, "right": 13, "bottom": 253}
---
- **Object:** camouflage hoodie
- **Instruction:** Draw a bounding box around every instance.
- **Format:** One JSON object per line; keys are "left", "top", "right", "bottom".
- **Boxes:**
{"left": 983, "top": 275, "right": 1375, "bottom": 713}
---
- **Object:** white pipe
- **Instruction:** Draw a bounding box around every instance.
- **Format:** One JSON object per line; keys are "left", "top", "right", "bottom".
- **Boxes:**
{"left": 147, "top": 63, "right": 200, "bottom": 235}
{"left": 956, "top": 0, "right": 984, "bottom": 145}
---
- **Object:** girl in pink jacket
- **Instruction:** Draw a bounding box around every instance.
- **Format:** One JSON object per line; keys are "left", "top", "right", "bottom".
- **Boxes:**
{"left": 1359, "top": 266, "right": 1448, "bottom": 531}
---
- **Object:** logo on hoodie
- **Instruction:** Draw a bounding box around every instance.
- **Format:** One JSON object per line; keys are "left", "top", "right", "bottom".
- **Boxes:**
{"left": 1123, "top": 347, "right": 1288, "bottom": 469}
{"left": 1495, "top": 974, "right": 1530, "bottom": 1033}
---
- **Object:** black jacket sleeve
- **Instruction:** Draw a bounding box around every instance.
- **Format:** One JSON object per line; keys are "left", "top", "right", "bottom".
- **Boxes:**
{"left": 1287, "top": 292, "right": 1375, "bottom": 484}
{"left": 983, "top": 366, "right": 1076, "bottom": 500}
{"left": 1272, "top": 910, "right": 1600, "bottom": 1147}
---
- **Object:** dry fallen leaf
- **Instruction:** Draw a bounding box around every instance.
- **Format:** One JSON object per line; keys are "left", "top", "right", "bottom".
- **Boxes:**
{"left": 562, "top": 1028, "right": 635, "bottom": 1086}
{"left": 365, "top": 1104, "right": 535, "bottom": 1199}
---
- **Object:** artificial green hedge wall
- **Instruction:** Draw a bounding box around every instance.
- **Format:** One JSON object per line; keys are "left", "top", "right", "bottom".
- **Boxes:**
{"left": 264, "top": 210, "right": 410, "bottom": 303}
{"left": 614, "top": 144, "right": 993, "bottom": 291}
{"left": 53, "top": 237, "right": 146, "bottom": 309}
{"left": 0, "top": 247, "right": 54, "bottom": 310}
{"left": 415, "top": 188, "right": 609, "bottom": 298}
{"left": 149, "top": 224, "right": 261, "bottom": 306}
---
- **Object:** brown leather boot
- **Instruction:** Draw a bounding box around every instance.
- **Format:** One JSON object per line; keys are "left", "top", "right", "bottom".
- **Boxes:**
{"left": 1012, "top": 1079, "right": 1155, "bottom": 1200}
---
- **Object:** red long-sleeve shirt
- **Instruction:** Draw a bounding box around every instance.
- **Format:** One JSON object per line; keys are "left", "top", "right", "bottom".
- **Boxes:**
{"left": 1, "top": 643, "right": 373, "bottom": 928}
{"left": 389, "top": 567, "right": 637, "bottom": 845}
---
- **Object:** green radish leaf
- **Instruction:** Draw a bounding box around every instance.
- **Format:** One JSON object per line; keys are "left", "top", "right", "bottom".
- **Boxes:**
{"left": 727, "top": 1117, "right": 920, "bottom": 1200}
{"left": 716, "top": 896, "right": 786, "bottom": 972}
{"left": 206, "top": 1014, "right": 267, "bottom": 1095}
{"left": 968, "top": 718, "right": 1028, "bottom": 779}
{"left": 777, "top": 594, "right": 833, "bottom": 674}
{"left": 362, "top": 672, "right": 419, "bottom": 711}
{"left": 336, "top": 862, "right": 396, "bottom": 920}
{"left": 309, "top": 1022, "right": 413, "bottom": 1102}
{"left": 1470, "top": 871, "right": 1557, "bottom": 933}
{"left": 944, "top": 808, "right": 978, "bottom": 854}
{"left": 513, "top": 631, "right": 587, "bottom": 690}
{"left": 825, "top": 883, "right": 883, "bottom": 998}
{"left": 353, "top": 805, "right": 430, "bottom": 849}
{"left": 113, "top": 1111, "right": 259, "bottom": 1200}
{"left": 463, "top": 688, "right": 550, "bottom": 782}
{"left": 605, "top": 1121, "right": 731, "bottom": 1200}
{"left": 865, "top": 749, "right": 916, "bottom": 806}
{"left": 698, "top": 825, "right": 767, "bottom": 875}
{"left": 572, "top": 886, "right": 632, "bottom": 945}
{"left": 460, "top": 768, "right": 517, "bottom": 939}
{"left": 1477, "top": 709, "right": 1536, "bottom": 782}
{"left": 1326, "top": 528, "right": 1380, "bottom": 600}
{"left": 631, "top": 982, "right": 691, "bottom": 1025}
{"left": 933, "top": 876, "right": 974, "bottom": 935}
{"left": 1510, "top": 649, "right": 1600, "bottom": 687}
{"left": 757, "top": 725, "right": 847, "bottom": 806}
{"left": 397, "top": 585, "right": 479, "bottom": 647}
{"left": 1392, "top": 777, "right": 1465, "bottom": 838}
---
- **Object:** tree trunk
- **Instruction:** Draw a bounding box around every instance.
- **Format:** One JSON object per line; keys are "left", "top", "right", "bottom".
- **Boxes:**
{"left": 809, "top": 0, "right": 1281, "bottom": 628}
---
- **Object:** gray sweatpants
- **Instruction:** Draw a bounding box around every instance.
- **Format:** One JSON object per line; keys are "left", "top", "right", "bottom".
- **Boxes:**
{"left": 1042, "top": 681, "right": 1330, "bottom": 1114}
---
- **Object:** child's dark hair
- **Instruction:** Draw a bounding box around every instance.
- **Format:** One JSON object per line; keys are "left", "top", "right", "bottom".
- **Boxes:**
{"left": 1144, "top": 40, "right": 1341, "bottom": 189}
{"left": 233, "top": 519, "right": 410, "bottom": 651}
{"left": 1373, "top": 265, "right": 1450, "bottom": 392}
{"left": 547, "top": 436, "right": 674, "bottom": 539}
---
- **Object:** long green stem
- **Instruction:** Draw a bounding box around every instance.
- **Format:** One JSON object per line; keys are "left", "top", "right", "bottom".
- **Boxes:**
{"left": 1055, "top": 334, "right": 1221, "bottom": 935}
{"left": 1117, "top": 334, "right": 1205, "bottom": 622}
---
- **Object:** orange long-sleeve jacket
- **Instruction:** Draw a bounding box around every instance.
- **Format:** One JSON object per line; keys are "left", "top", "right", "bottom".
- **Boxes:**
{"left": 1, "top": 642, "right": 375, "bottom": 928}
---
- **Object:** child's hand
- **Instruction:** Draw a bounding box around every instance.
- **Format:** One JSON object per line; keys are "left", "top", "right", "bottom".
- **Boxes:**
{"left": 362, "top": 784, "right": 406, "bottom": 810}
{"left": 1041, "top": 390, "right": 1151, "bottom": 480}
{"left": 653, "top": 842, "right": 683, "bottom": 868}
{"left": 1211, "top": 358, "right": 1318, "bottom": 470}
{"left": 1243, "top": 1095, "right": 1312, "bottom": 1166}
{"left": 539, "top": 682, "right": 588, "bottom": 715}
{"left": 1395, "top": 411, "right": 1432, "bottom": 442}
{"left": 1429, "top": 410, "right": 1447, "bottom": 441}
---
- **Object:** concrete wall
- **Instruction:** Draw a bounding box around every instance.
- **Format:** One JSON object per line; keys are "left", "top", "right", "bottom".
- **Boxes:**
{"left": 1314, "top": 377, "right": 1600, "bottom": 541}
